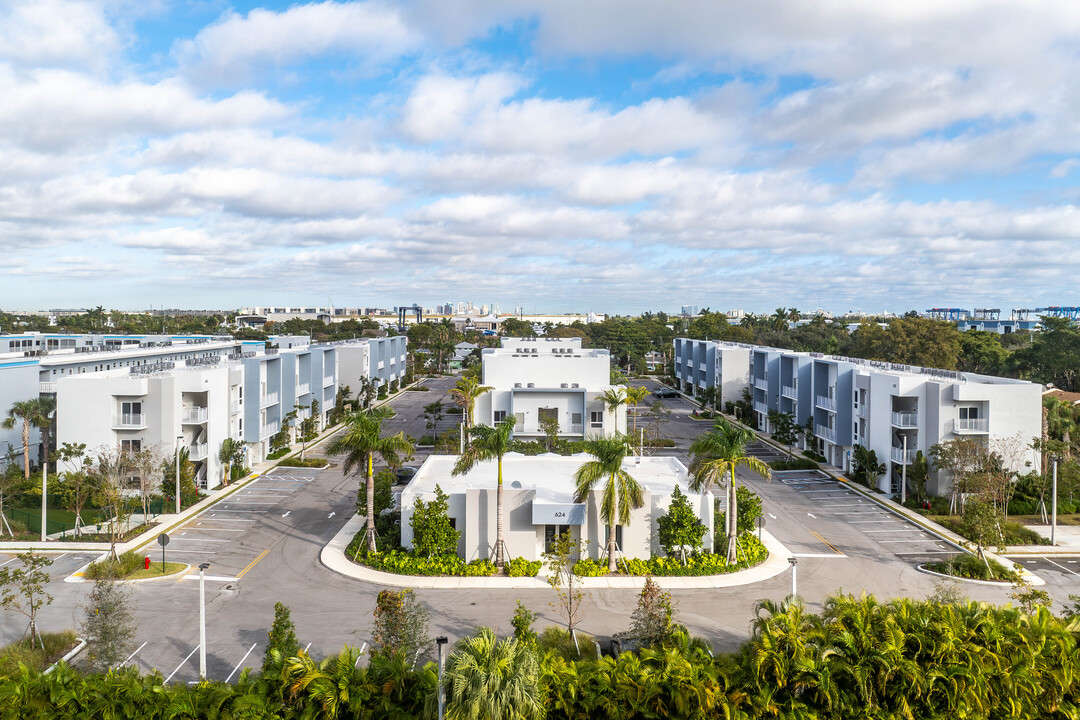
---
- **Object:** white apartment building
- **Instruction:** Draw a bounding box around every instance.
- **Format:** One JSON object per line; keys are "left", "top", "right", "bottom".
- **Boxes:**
{"left": 672, "top": 338, "right": 752, "bottom": 407}
{"left": 473, "top": 337, "right": 627, "bottom": 439}
{"left": 674, "top": 338, "right": 1043, "bottom": 497}
{"left": 401, "top": 454, "right": 713, "bottom": 562}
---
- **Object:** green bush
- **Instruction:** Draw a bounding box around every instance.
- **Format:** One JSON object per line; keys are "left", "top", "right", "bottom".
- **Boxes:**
{"left": 644, "top": 438, "right": 677, "bottom": 448}
{"left": 537, "top": 626, "right": 594, "bottom": 661}
{"left": 352, "top": 548, "right": 496, "bottom": 577}
{"left": 934, "top": 516, "right": 1050, "bottom": 546}
{"left": 769, "top": 457, "right": 820, "bottom": 470}
{"left": 266, "top": 448, "right": 289, "bottom": 460}
{"left": 802, "top": 449, "right": 827, "bottom": 463}
{"left": 84, "top": 551, "right": 145, "bottom": 580}
{"left": 925, "top": 553, "right": 1020, "bottom": 582}
{"left": 412, "top": 386, "right": 430, "bottom": 391}
{"left": 573, "top": 534, "right": 767, "bottom": 577}
{"left": 446, "top": 406, "right": 463, "bottom": 415}
{"left": 0, "top": 631, "right": 78, "bottom": 676}
{"left": 507, "top": 557, "right": 543, "bottom": 577}
{"left": 276, "top": 457, "right": 328, "bottom": 468}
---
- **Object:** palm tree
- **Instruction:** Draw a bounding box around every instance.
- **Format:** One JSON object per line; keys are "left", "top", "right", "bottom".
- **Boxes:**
{"left": 772, "top": 307, "right": 788, "bottom": 332}
{"left": 574, "top": 434, "right": 644, "bottom": 573}
{"left": 1, "top": 399, "right": 42, "bottom": 479}
{"left": 443, "top": 627, "right": 543, "bottom": 720}
{"left": 688, "top": 418, "right": 771, "bottom": 563}
{"left": 787, "top": 307, "right": 801, "bottom": 325}
{"left": 453, "top": 417, "right": 515, "bottom": 568}
{"left": 327, "top": 408, "right": 414, "bottom": 555}
{"left": 600, "top": 387, "right": 628, "bottom": 435}
{"left": 218, "top": 438, "right": 241, "bottom": 486}
{"left": 449, "top": 377, "right": 493, "bottom": 429}
{"left": 624, "top": 386, "right": 649, "bottom": 444}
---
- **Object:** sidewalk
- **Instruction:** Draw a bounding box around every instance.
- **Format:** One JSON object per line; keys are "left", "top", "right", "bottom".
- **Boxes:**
{"left": 319, "top": 513, "right": 794, "bottom": 590}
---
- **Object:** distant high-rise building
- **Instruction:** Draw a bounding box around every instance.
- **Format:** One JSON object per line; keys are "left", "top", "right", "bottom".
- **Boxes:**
{"left": 681, "top": 305, "right": 699, "bottom": 316}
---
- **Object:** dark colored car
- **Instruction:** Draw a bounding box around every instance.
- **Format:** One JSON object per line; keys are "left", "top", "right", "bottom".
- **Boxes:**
{"left": 653, "top": 388, "right": 679, "bottom": 398}
{"left": 394, "top": 467, "right": 418, "bottom": 484}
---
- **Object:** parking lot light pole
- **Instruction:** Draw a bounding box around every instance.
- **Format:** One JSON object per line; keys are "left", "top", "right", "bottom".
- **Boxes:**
{"left": 436, "top": 636, "right": 448, "bottom": 720}
{"left": 199, "top": 562, "right": 210, "bottom": 679}
{"left": 788, "top": 557, "right": 798, "bottom": 599}
{"left": 175, "top": 435, "right": 184, "bottom": 514}
{"left": 1052, "top": 459, "right": 1058, "bottom": 546}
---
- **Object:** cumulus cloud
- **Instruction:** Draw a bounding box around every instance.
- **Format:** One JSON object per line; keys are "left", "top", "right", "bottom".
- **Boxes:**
{"left": 0, "top": 0, "right": 118, "bottom": 72}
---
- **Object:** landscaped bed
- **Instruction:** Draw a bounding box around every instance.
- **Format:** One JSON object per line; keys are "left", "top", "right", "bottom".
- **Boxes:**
{"left": 345, "top": 533, "right": 543, "bottom": 577}
{"left": 929, "top": 515, "right": 1050, "bottom": 546}
{"left": 85, "top": 551, "right": 187, "bottom": 581}
{"left": 574, "top": 534, "right": 769, "bottom": 577}
{"left": 0, "top": 631, "right": 79, "bottom": 676}
{"left": 923, "top": 553, "right": 1020, "bottom": 583}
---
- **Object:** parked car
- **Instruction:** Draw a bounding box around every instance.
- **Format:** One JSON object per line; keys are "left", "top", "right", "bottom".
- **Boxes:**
{"left": 394, "top": 467, "right": 418, "bottom": 484}
{"left": 653, "top": 388, "right": 679, "bottom": 398}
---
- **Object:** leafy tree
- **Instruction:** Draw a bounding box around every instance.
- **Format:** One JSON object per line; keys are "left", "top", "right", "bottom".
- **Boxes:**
{"left": 410, "top": 485, "right": 459, "bottom": 558}
{"left": 327, "top": 408, "right": 413, "bottom": 556}
{"left": 423, "top": 401, "right": 445, "bottom": 443}
{"left": 850, "top": 444, "right": 886, "bottom": 490}
{"left": 628, "top": 576, "right": 678, "bottom": 649}
{"left": 91, "top": 447, "right": 136, "bottom": 558}
{"left": 0, "top": 552, "right": 53, "bottom": 646}
{"left": 159, "top": 446, "right": 199, "bottom": 510}
{"left": 624, "top": 385, "right": 649, "bottom": 439}
{"left": 542, "top": 530, "right": 587, "bottom": 649}
{"left": 958, "top": 330, "right": 1007, "bottom": 375}
{"left": 443, "top": 627, "right": 542, "bottom": 720}
{"left": 688, "top": 418, "right": 770, "bottom": 563}
{"left": 930, "top": 437, "right": 988, "bottom": 514}
{"left": 217, "top": 438, "right": 242, "bottom": 487}
{"left": 80, "top": 579, "right": 136, "bottom": 673}
{"left": 538, "top": 413, "right": 560, "bottom": 451}
{"left": 452, "top": 417, "right": 515, "bottom": 567}
{"left": 885, "top": 316, "right": 962, "bottom": 369}
{"left": 644, "top": 401, "right": 672, "bottom": 449}
{"left": 449, "top": 377, "right": 493, "bottom": 429}
{"left": 263, "top": 602, "right": 300, "bottom": 674}
{"left": 372, "top": 589, "right": 431, "bottom": 661}
{"left": 656, "top": 487, "right": 706, "bottom": 564}
{"left": 848, "top": 321, "right": 890, "bottom": 362}
{"left": 510, "top": 601, "right": 537, "bottom": 648}
{"left": 768, "top": 410, "right": 801, "bottom": 458}
{"left": 501, "top": 318, "right": 537, "bottom": 337}
{"left": 963, "top": 496, "right": 1005, "bottom": 563}
{"left": 1011, "top": 316, "right": 1080, "bottom": 391}
{"left": 907, "top": 450, "right": 930, "bottom": 503}
{"left": 574, "top": 434, "right": 643, "bottom": 573}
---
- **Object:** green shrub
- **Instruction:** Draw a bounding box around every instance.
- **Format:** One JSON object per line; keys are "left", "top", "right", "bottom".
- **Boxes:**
{"left": 412, "top": 386, "right": 430, "bottom": 391}
{"left": 770, "top": 457, "right": 820, "bottom": 471}
{"left": 276, "top": 457, "right": 328, "bottom": 468}
{"left": 803, "top": 449, "right": 827, "bottom": 463}
{"left": 266, "top": 448, "right": 289, "bottom": 460}
{"left": 351, "top": 548, "right": 496, "bottom": 577}
{"left": 925, "top": 553, "right": 1020, "bottom": 582}
{"left": 537, "top": 626, "right": 594, "bottom": 661}
{"left": 573, "top": 534, "right": 767, "bottom": 577}
{"left": 644, "top": 438, "right": 677, "bottom": 448}
{"left": 934, "top": 516, "right": 1050, "bottom": 547}
{"left": 507, "top": 557, "right": 543, "bottom": 577}
{"left": 85, "top": 551, "right": 146, "bottom": 580}
{"left": 0, "top": 631, "right": 78, "bottom": 676}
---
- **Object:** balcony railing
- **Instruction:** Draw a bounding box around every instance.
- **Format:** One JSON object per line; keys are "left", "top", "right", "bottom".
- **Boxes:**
{"left": 856, "top": 404, "right": 868, "bottom": 418}
{"left": 39, "top": 382, "right": 57, "bottom": 393}
{"left": 891, "top": 411, "right": 918, "bottom": 428}
{"left": 260, "top": 391, "right": 279, "bottom": 407}
{"left": 954, "top": 417, "right": 989, "bottom": 433}
{"left": 781, "top": 384, "right": 797, "bottom": 398}
{"left": 891, "top": 446, "right": 916, "bottom": 464}
{"left": 753, "top": 377, "right": 769, "bottom": 390}
{"left": 816, "top": 394, "right": 837, "bottom": 411}
{"left": 113, "top": 414, "right": 145, "bottom": 429}
{"left": 753, "top": 400, "right": 769, "bottom": 415}
{"left": 323, "top": 375, "right": 334, "bottom": 386}
{"left": 261, "top": 421, "right": 280, "bottom": 439}
{"left": 231, "top": 400, "right": 241, "bottom": 414}
{"left": 189, "top": 443, "right": 208, "bottom": 462}
{"left": 815, "top": 424, "right": 836, "bottom": 443}
{"left": 568, "top": 424, "right": 584, "bottom": 434}
{"left": 296, "top": 383, "right": 310, "bottom": 396}
{"left": 182, "top": 407, "right": 208, "bottom": 424}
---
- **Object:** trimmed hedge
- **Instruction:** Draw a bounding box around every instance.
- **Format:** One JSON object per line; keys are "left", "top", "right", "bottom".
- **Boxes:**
{"left": 277, "top": 457, "right": 329, "bottom": 468}
{"left": 574, "top": 534, "right": 768, "bottom": 577}
{"left": 357, "top": 550, "right": 497, "bottom": 577}
{"left": 507, "top": 557, "right": 543, "bottom": 577}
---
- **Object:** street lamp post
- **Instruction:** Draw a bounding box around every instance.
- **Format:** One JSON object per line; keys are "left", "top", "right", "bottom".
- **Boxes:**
{"left": 175, "top": 435, "right": 183, "bottom": 514}
{"left": 436, "top": 636, "right": 448, "bottom": 720}
{"left": 1052, "top": 458, "right": 1059, "bottom": 546}
{"left": 199, "top": 561, "right": 210, "bottom": 680}
{"left": 788, "top": 557, "right": 798, "bottom": 598}
{"left": 40, "top": 447, "right": 48, "bottom": 543}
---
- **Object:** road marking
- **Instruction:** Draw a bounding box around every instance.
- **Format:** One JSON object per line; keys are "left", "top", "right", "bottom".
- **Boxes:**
{"left": 303, "top": 642, "right": 312, "bottom": 653}
{"left": 791, "top": 553, "right": 847, "bottom": 558}
{"left": 183, "top": 574, "right": 239, "bottom": 582}
{"left": 878, "top": 539, "right": 926, "bottom": 543}
{"left": 810, "top": 530, "right": 845, "bottom": 556}
{"left": 834, "top": 511, "right": 885, "bottom": 516}
{"left": 0, "top": 558, "right": 17, "bottom": 568}
{"left": 1043, "top": 557, "right": 1080, "bottom": 578}
{"left": 237, "top": 548, "right": 271, "bottom": 579}
{"left": 165, "top": 646, "right": 199, "bottom": 682}
{"left": 799, "top": 489, "right": 849, "bottom": 493}
{"left": 189, "top": 528, "right": 245, "bottom": 532}
{"left": 281, "top": 511, "right": 291, "bottom": 518}
{"left": 169, "top": 538, "right": 229, "bottom": 543}
{"left": 896, "top": 551, "right": 958, "bottom": 555}
{"left": 121, "top": 641, "right": 147, "bottom": 668}
{"left": 226, "top": 643, "right": 258, "bottom": 683}
{"left": 168, "top": 550, "right": 217, "bottom": 554}
{"left": 200, "top": 518, "right": 251, "bottom": 522}
{"left": 768, "top": 513, "right": 777, "bottom": 519}
{"left": 862, "top": 529, "right": 924, "bottom": 533}
{"left": 807, "top": 512, "right": 817, "bottom": 519}
{"left": 328, "top": 512, "right": 336, "bottom": 518}
{"left": 226, "top": 501, "right": 279, "bottom": 505}
{"left": 847, "top": 520, "right": 899, "bottom": 524}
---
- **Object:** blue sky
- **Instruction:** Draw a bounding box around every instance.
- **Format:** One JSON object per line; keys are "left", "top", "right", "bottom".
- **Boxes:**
{"left": 3, "top": 0, "right": 1080, "bottom": 315}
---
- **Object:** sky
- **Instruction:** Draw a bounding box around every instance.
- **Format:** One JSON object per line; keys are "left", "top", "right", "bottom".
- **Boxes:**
{"left": 4, "top": 1, "right": 1080, "bottom": 316}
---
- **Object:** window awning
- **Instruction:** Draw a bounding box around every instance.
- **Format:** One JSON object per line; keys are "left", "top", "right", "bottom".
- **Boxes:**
{"left": 532, "top": 502, "right": 586, "bottom": 525}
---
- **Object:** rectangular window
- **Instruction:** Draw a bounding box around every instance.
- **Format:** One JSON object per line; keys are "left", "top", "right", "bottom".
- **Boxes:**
{"left": 603, "top": 524, "right": 624, "bottom": 550}
{"left": 590, "top": 411, "right": 603, "bottom": 427}
{"left": 121, "top": 401, "right": 142, "bottom": 415}
{"left": 120, "top": 439, "right": 141, "bottom": 453}
{"left": 545, "top": 524, "right": 568, "bottom": 553}
{"left": 959, "top": 406, "right": 980, "bottom": 419}
{"left": 514, "top": 412, "right": 525, "bottom": 431}
{"left": 494, "top": 410, "right": 507, "bottom": 422}
{"left": 571, "top": 412, "right": 582, "bottom": 426}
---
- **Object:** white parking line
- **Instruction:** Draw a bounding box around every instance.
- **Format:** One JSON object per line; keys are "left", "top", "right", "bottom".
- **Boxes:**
{"left": 121, "top": 641, "right": 147, "bottom": 668}
{"left": 165, "top": 646, "right": 199, "bottom": 682}
{"left": 834, "top": 511, "right": 886, "bottom": 516}
{"left": 1043, "top": 557, "right": 1080, "bottom": 578}
{"left": 847, "top": 520, "right": 899, "bottom": 524}
{"left": 878, "top": 539, "right": 926, "bottom": 543}
{"left": 226, "top": 643, "right": 258, "bottom": 683}
{"left": 190, "top": 528, "right": 246, "bottom": 532}
{"left": 862, "top": 529, "right": 924, "bottom": 533}
{"left": 201, "top": 518, "right": 252, "bottom": 522}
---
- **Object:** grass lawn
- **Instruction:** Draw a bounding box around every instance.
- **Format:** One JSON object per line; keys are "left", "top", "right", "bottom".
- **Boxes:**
{"left": 1013, "top": 513, "right": 1080, "bottom": 527}
{"left": 929, "top": 515, "right": 1050, "bottom": 546}
{"left": 0, "top": 631, "right": 79, "bottom": 676}
{"left": 125, "top": 562, "right": 187, "bottom": 580}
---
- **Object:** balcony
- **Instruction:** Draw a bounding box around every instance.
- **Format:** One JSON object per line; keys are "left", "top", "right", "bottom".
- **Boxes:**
{"left": 231, "top": 400, "right": 241, "bottom": 414}
{"left": 816, "top": 394, "right": 837, "bottom": 411}
{"left": 954, "top": 417, "right": 989, "bottom": 434}
{"left": 568, "top": 424, "right": 584, "bottom": 434}
{"left": 891, "top": 411, "right": 918, "bottom": 428}
{"left": 781, "top": 384, "right": 797, "bottom": 398}
{"left": 260, "top": 391, "right": 279, "bottom": 407}
{"left": 323, "top": 375, "right": 334, "bottom": 387}
{"left": 753, "top": 377, "right": 768, "bottom": 390}
{"left": 182, "top": 407, "right": 208, "bottom": 424}
{"left": 815, "top": 424, "right": 836, "bottom": 443}
{"left": 261, "top": 421, "right": 280, "bottom": 439}
{"left": 189, "top": 442, "right": 208, "bottom": 462}
{"left": 296, "top": 383, "right": 311, "bottom": 396}
{"left": 891, "top": 446, "right": 916, "bottom": 464}
{"left": 856, "top": 404, "right": 868, "bottom": 419}
{"left": 39, "top": 382, "right": 56, "bottom": 393}
{"left": 113, "top": 414, "right": 145, "bottom": 429}
{"left": 753, "top": 400, "right": 769, "bottom": 415}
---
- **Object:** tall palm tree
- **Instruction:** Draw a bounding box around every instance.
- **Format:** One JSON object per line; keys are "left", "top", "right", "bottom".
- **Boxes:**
{"left": 1, "top": 399, "right": 41, "bottom": 479}
{"left": 30, "top": 397, "right": 55, "bottom": 543}
{"left": 772, "top": 307, "right": 788, "bottom": 332}
{"left": 600, "top": 387, "right": 628, "bottom": 435}
{"left": 688, "top": 418, "right": 771, "bottom": 563}
{"left": 787, "top": 307, "right": 801, "bottom": 325}
{"left": 327, "top": 408, "right": 414, "bottom": 555}
{"left": 443, "top": 627, "right": 543, "bottom": 720}
{"left": 218, "top": 437, "right": 241, "bottom": 486}
{"left": 574, "top": 434, "right": 644, "bottom": 573}
{"left": 449, "top": 377, "right": 493, "bottom": 429}
{"left": 624, "top": 386, "right": 649, "bottom": 444}
{"left": 453, "top": 417, "right": 516, "bottom": 568}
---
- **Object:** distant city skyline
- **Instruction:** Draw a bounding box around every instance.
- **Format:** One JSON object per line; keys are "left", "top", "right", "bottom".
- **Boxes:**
{"left": 3, "top": 2, "right": 1080, "bottom": 312}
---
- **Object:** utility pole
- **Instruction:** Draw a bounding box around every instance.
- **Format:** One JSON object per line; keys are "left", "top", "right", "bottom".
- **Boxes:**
{"left": 199, "top": 562, "right": 210, "bottom": 679}
{"left": 901, "top": 434, "right": 907, "bottom": 505}
{"left": 788, "top": 557, "right": 798, "bottom": 598}
{"left": 175, "top": 435, "right": 183, "bottom": 514}
{"left": 1052, "top": 459, "right": 1058, "bottom": 546}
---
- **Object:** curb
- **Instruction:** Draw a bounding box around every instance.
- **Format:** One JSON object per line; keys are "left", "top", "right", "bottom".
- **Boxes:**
{"left": 45, "top": 638, "right": 86, "bottom": 674}
{"left": 916, "top": 563, "right": 1019, "bottom": 587}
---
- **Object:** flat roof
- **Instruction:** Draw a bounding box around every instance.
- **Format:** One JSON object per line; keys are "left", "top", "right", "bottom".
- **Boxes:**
{"left": 405, "top": 453, "right": 696, "bottom": 503}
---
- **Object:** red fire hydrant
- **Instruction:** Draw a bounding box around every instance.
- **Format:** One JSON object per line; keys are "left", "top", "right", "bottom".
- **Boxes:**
{"left": 144, "top": 556, "right": 151, "bottom": 570}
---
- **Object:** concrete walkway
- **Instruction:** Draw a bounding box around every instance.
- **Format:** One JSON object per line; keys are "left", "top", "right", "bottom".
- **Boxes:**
{"left": 319, "top": 512, "right": 793, "bottom": 589}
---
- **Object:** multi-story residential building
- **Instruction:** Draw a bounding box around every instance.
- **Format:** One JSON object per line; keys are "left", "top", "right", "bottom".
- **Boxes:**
{"left": 672, "top": 338, "right": 752, "bottom": 407}
{"left": 473, "top": 337, "right": 626, "bottom": 439}
{"left": 675, "top": 337, "right": 1042, "bottom": 498}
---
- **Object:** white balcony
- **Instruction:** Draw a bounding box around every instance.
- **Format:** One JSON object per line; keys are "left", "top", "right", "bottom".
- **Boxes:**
{"left": 816, "top": 394, "right": 837, "bottom": 411}
{"left": 753, "top": 377, "right": 768, "bottom": 390}
{"left": 182, "top": 407, "right": 208, "bottom": 424}
{"left": 231, "top": 400, "right": 241, "bottom": 414}
{"left": 296, "top": 383, "right": 310, "bottom": 396}
{"left": 781, "top": 384, "right": 797, "bottom": 398}
{"left": 891, "top": 446, "right": 916, "bottom": 464}
{"left": 323, "top": 375, "right": 334, "bottom": 386}
{"left": 815, "top": 424, "right": 836, "bottom": 443}
{"left": 856, "top": 404, "right": 868, "bottom": 419}
{"left": 568, "top": 424, "right": 584, "bottom": 434}
{"left": 113, "top": 414, "right": 145, "bottom": 429}
{"left": 891, "top": 411, "right": 918, "bottom": 428}
{"left": 753, "top": 400, "right": 769, "bottom": 415}
{"left": 260, "top": 391, "right": 279, "bottom": 407}
{"left": 189, "top": 442, "right": 208, "bottom": 462}
{"left": 261, "top": 421, "right": 280, "bottom": 439}
{"left": 39, "top": 382, "right": 57, "bottom": 393}
{"left": 954, "top": 417, "right": 989, "bottom": 434}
